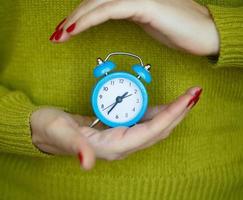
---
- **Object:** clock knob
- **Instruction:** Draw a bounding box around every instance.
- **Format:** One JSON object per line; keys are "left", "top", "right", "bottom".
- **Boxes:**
{"left": 132, "top": 64, "right": 152, "bottom": 83}
{"left": 94, "top": 58, "right": 116, "bottom": 78}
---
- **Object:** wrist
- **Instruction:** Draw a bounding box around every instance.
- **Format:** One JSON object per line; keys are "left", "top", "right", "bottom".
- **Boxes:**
{"left": 205, "top": 10, "right": 220, "bottom": 56}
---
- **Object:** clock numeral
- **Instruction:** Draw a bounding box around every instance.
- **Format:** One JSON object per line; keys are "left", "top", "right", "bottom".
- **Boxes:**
{"left": 110, "top": 81, "right": 115, "bottom": 85}
{"left": 129, "top": 82, "right": 132, "bottom": 87}
{"left": 119, "top": 79, "right": 124, "bottom": 84}
{"left": 99, "top": 94, "right": 103, "bottom": 99}
{"left": 125, "top": 113, "right": 128, "bottom": 118}
{"left": 134, "top": 89, "right": 137, "bottom": 94}
{"left": 115, "top": 115, "right": 119, "bottom": 119}
{"left": 103, "top": 87, "right": 108, "bottom": 91}
{"left": 136, "top": 99, "right": 140, "bottom": 103}
{"left": 132, "top": 107, "right": 135, "bottom": 112}
{"left": 101, "top": 104, "right": 104, "bottom": 109}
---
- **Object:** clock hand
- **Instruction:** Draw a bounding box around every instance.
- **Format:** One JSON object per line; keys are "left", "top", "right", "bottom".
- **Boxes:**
{"left": 102, "top": 102, "right": 116, "bottom": 111}
{"left": 123, "top": 93, "right": 133, "bottom": 99}
{"left": 107, "top": 92, "right": 128, "bottom": 115}
{"left": 121, "top": 92, "right": 129, "bottom": 99}
{"left": 102, "top": 93, "right": 133, "bottom": 111}
{"left": 107, "top": 102, "right": 119, "bottom": 115}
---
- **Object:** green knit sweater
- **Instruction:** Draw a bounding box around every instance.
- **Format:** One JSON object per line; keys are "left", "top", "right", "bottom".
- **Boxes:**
{"left": 0, "top": 0, "right": 243, "bottom": 199}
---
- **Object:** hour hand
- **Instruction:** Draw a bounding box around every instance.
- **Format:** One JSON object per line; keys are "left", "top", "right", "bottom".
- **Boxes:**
{"left": 107, "top": 92, "right": 129, "bottom": 115}
{"left": 107, "top": 101, "right": 118, "bottom": 115}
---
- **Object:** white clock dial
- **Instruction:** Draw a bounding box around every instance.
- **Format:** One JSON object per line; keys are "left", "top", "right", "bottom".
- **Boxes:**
{"left": 97, "top": 77, "right": 143, "bottom": 123}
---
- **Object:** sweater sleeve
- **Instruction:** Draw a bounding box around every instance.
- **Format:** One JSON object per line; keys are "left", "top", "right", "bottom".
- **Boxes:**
{"left": 0, "top": 85, "right": 49, "bottom": 157}
{"left": 206, "top": 5, "right": 243, "bottom": 68}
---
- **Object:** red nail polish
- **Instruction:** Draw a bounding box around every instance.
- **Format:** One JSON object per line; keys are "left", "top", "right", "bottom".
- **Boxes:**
{"left": 55, "top": 18, "right": 66, "bottom": 30}
{"left": 78, "top": 152, "right": 83, "bottom": 165}
{"left": 195, "top": 88, "right": 203, "bottom": 97}
{"left": 49, "top": 30, "right": 58, "bottom": 40}
{"left": 191, "top": 96, "right": 200, "bottom": 108}
{"left": 66, "top": 23, "right": 76, "bottom": 33}
{"left": 187, "top": 88, "right": 203, "bottom": 108}
{"left": 54, "top": 28, "right": 63, "bottom": 40}
{"left": 187, "top": 97, "right": 196, "bottom": 108}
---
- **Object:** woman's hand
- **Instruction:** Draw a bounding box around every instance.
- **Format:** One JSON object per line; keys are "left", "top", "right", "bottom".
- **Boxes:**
{"left": 30, "top": 86, "right": 202, "bottom": 170}
{"left": 50, "top": 0, "right": 219, "bottom": 56}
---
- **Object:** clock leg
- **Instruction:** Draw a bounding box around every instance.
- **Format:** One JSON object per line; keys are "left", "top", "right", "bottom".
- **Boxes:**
{"left": 89, "top": 118, "right": 100, "bottom": 128}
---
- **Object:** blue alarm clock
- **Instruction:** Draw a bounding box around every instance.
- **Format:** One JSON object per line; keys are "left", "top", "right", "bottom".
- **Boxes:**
{"left": 90, "top": 52, "right": 152, "bottom": 128}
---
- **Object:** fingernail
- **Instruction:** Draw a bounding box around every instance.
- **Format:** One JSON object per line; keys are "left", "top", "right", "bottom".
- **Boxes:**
{"left": 191, "top": 96, "right": 200, "bottom": 108}
{"left": 49, "top": 30, "right": 58, "bottom": 40}
{"left": 194, "top": 88, "right": 203, "bottom": 97}
{"left": 78, "top": 152, "right": 83, "bottom": 166}
{"left": 54, "top": 28, "right": 63, "bottom": 40}
{"left": 187, "top": 88, "right": 203, "bottom": 108}
{"left": 66, "top": 23, "right": 76, "bottom": 33}
{"left": 55, "top": 18, "right": 66, "bottom": 30}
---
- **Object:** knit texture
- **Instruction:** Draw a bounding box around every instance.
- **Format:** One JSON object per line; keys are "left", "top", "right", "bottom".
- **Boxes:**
{"left": 0, "top": 0, "right": 243, "bottom": 199}
{"left": 207, "top": 5, "right": 243, "bottom": 67}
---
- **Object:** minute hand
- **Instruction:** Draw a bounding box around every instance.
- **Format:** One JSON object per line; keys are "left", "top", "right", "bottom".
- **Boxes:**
{"left": 102, "top": 93, "right": 133, "bottom": 111}
{"left": 107, "top": 92, "right": 128, "bottom": 115}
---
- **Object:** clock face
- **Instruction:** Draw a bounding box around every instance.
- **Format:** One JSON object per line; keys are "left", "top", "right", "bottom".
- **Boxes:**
{"left": 92, "top": 72, "right": 148, "bottom": 127}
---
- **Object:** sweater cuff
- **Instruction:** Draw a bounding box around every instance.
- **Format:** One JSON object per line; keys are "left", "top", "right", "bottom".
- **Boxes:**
{"left": 0, "top": 91, "right": 50, "bottom": 157}
{"left": 206, "top": 5, "right": 243, "bottom": 68}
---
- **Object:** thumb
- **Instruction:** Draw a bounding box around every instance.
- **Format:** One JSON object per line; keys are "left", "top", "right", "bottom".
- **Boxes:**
{"left": 70, "top": 129, "right": 96, "bottom": 170}
{"left": 52, "top": 118, "right": 96, "bottom": 170}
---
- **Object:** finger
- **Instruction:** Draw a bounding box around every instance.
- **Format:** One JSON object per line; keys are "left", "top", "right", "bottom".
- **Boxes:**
{"left": 144, "top": 86, "right": 201, "bottom": 136}
{"left": 151, "top": 94, "right": 201, "bottom": 142}
{"left": 142, "top": 86, "right": 202, "bottom": 122}
{"left": 141, "top": 105, "right": 168, "bottom": 122}
{"left": 157, "top": 99, "right": 197, "bottom": 139}
{"left": 64, "top": 0, "right": 113, "bottom": 29}
{"left": 66, "top": 0, "right": 98, "bottom": 23}
{"left": 77, "top": 126, "right": 121, "bottom": 161}
{"left": 65, "top": 125, "right": 97, "bottom": 170}
{"left": 72, "top": 133, "right": 96, "bottom": 170}
{"left": 64, "top": 0, "right": 139, "bottom": 36}
{"left": 51, "top": 0, "right": 113, "bottom": 42}
{"left": 113, "top": 86, "right": 202, "bottom": 152}
{"left": 152, "top": 107, "right": 190, "bottom": 141}
{"left": 48, "top": 121, "right": 96, "bottom": 170}
{"left": 119, "top": 98, "right": 194, "bottom": 156}
{"left": 132, "top": 103, "right": 193, "bottom": 153}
